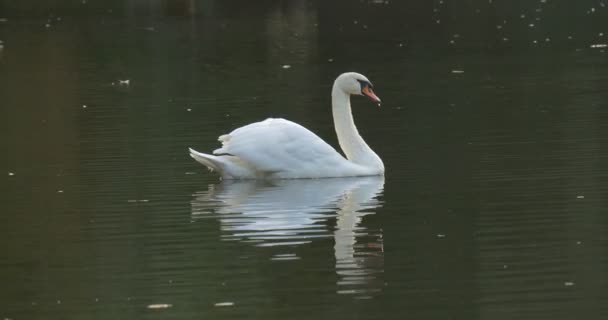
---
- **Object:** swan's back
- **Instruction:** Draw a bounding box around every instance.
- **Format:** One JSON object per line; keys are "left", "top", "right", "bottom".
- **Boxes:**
{"left": 212, "top": 118, "right": 368, "bottom": 178}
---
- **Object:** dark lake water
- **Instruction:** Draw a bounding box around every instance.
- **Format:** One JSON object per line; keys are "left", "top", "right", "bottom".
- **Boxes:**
{"left": 1, "top": 1, "right": 608, "bottom": 319}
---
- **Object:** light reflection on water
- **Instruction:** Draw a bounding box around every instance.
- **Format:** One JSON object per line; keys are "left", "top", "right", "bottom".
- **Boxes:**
{"left": 191, "top": 177, "right": 385, "bottom": 296}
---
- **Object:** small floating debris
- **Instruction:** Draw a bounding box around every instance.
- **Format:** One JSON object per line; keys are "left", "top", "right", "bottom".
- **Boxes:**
{"left": 118, "top": 79, "right": 130, "bottom": 86}
{"left": 451, "top": 70, "right": 464, "bottom": 74}
{"left": 57, "top": 190, "right": 64, "bottom": 193}
{"left": 82, "top": 105, "right": 87, "bottom": 109}
{"left": 45, "top": 23, "right": 51, "bottom": 28}
{"left": 576, "top": 195, "right": 585, "bottom": 199}
{"left": 0, "top": 18, "right": 8, "bottom": 23}
{"left": 147, "top": 303, "right": 172, "bottom": 309}
{"left": 127, "top": 199, "right": 149, "bottom": 203}
{"left": 214, "top": 302, "right": 235, "bottom": 307}
{"left": 186, "top": 108, "right": 192, "bottom": 112}
{"left": 564, "top": 281, "right": 575, "bottom": 287}
{"left": 328, "top": 58, "right": 334, "bottom": 62}
{"left": 8, "top": 172, "right": 14, "bottom": 176}
{"left": 576, "top": 241, "right": 583, "bottom": 245}
{"left": 529, "top": 23, "right": 535, "bottom": 28}
{"left": 590, "top": 43, "right": 608, "bottom": 48}
{"left": 281, "top": 64, "right": 291, "bottom": 69}
{"left": 436, "top": 234, "right": 446, "bottom": 238}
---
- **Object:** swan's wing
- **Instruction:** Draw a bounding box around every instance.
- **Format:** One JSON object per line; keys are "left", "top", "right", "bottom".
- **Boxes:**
{"left": 213, "top": 118, "right": 347, "bottom": 176}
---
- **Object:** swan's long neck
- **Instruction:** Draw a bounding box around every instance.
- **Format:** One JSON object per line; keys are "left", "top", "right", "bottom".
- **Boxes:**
{"left": 332, "top": 85, "right": 383, "bottom": 170}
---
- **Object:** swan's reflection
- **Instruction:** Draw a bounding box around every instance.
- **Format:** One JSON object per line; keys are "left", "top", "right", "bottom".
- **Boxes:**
{"left": 191, "top": 176, "right": 385, "bottom": 296}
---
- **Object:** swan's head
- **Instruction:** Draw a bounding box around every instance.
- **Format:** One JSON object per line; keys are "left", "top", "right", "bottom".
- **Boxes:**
{"left": 334, "top": 72, "right": 381, "bottom": 104}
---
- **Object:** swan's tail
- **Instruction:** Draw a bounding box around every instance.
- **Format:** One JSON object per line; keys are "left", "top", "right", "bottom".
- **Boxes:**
{"left": 189, "top": 148, "right": 224, "bottom": 173}
{"left": 189, "top": 148, "right": 258, "bottom": 179}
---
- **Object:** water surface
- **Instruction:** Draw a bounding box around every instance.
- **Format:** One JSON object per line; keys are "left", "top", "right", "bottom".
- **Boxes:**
{"left": 1, "top": 1, "right": 608, "bottom": 319}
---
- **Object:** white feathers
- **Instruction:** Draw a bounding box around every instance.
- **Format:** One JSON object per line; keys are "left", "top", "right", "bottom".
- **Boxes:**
{"left": 190, "top": 118, "right": 371, "bottom": 179}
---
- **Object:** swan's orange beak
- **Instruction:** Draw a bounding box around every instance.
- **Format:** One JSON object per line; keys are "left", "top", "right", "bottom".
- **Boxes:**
{"left": 362, "top": 85, "right": 381, "bottom": 106}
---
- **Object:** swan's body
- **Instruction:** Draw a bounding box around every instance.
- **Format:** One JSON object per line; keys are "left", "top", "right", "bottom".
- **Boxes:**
{"left": 189, "top": 72, "right": 384, "bottom": 179}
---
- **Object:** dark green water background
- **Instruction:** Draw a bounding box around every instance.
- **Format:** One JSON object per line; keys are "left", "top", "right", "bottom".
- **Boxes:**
{"left": 1, "top": 1, "right": 608, "bottom": 319}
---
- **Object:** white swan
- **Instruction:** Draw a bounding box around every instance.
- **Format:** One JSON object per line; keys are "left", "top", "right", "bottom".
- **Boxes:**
{"left": 189, "top": 72, "right": 384, "bottom": 179}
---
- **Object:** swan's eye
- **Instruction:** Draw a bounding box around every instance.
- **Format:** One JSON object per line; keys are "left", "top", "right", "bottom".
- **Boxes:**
{"left": 356, "top": 79, "right": 372, "bottom": 92}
